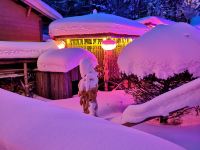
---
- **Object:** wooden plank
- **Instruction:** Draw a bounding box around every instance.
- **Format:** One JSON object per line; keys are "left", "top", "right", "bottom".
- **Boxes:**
{"left": 0, "top": 58, "right": 37, "bottom": 65}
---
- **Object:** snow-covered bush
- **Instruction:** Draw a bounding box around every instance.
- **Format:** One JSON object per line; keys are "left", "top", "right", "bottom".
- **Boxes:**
{"left": 122, "top": 71, "right": 195, "bottom": 104}
{"left": 118, "top": 23, "right": 200, "bottom": 124}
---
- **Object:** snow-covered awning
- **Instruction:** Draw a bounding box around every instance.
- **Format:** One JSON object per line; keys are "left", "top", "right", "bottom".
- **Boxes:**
{"left": 37, "top": 48, "right": 98, "bottom": 73}
{"left": 136, "top": 16, "right": 175, "bottom": 27}
{"left": 118, "top": 23, "right": 200, "bottom": 79}
{"left": 0, "top": 40, "right": 57, "bottom": 59}
{"left": 22, "top": 0, "right": 63, "bottom": 20}
{"left": 49, "top": 13, "right": 148, "bottom": 38}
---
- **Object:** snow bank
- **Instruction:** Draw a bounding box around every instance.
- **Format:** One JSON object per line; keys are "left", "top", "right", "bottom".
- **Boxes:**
{"left": 0, "top": 89, "right": 185, "bottom": 150}
{"left": 0, "top": 40, "right": 57, "bottom": 59}
{"left": 23, "top": 0, "right": 62, "bottom": 19}
{"left": 136, "top": 16, "right": 175, "bottom": 26}
{"left": 118, "top": 23, "right": 200, "bottom": 79}
{"left": 37, "top": 48, "right": 98, "bottom": 72}
{"left": 121, "top": 78, "right": 200, "bottom": 124}
{"left": 49, "top": 13, "right": 148, "bottom": 37}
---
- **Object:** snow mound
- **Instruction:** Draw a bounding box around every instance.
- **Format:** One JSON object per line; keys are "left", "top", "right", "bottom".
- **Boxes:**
{"left": 0, "top": 40, "right": 57, "bottom": 59}
{"left": 0, "top": 88, "right": 185, "bottom": 150}
{"left": 121, "top": 78, "right": 200, "bottom": 124}
{"left": 118, "top": 22, "right": 200, "bottom": 79}
{"left": 49, "top": 13, "right": 148, "bottom": 37}
{"left": 136, "top": 16, "right": 175, "bottom": 26}
{"left": 37, "top": 48, "right": 98, "bottom": 72}
{"left": 23, "top": 0, "right": 62, "bottom": 19}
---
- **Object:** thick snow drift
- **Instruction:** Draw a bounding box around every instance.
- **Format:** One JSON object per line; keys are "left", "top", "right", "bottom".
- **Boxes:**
{"left": 118, "top": 23, "right": 200, "bottom": 79}
{"left": 23, "top": 0, "right": 62, "bottom": 19}
{"left": 37, "top": 48, "right": 98, "bottom": 72}
{"left": 49, "top": 13, "right": 148, "bottom": 37}
{"left": 0, "top": 89, "right": 185, "bottom": 150}
{"left": 136, "top": 16, "right": 175, "bottom": 26}
{"left": 0, "top": 40, "right": 57, "bottom": 59}
{"left": 121, "top": 78, "right": 200, "bottom": 124}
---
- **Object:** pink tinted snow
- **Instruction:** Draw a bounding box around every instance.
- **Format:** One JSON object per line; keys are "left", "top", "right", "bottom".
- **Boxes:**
{"left": 0, "top": 40, "right": 57, "bottom": 59}
{"left": 37, "top": 48, "right": 97, "bottom": 72}
{"left": 121, "top": 78, "right": 200, "bottom": 124}
{"left": 0, "top": 89, "right": 185, "bottom": 150}
{"left": 49, "top": 13, "right": 148, "bottom": 37}
{"left": 23, "top": 0, "right": 62, "bottom": 19}
{"left": 136, "top": 16, "right": 175, "bottom": 26}
{"left": 118, "top": 22, "right": 200, "bottom": 79}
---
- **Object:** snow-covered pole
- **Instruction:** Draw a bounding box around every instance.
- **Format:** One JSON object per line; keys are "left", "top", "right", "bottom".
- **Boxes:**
{"left": 78, "top": 57, "right": 98, "bottom": 116}
{"left": 101, "top": 39, "right": 116, "bottom": 91}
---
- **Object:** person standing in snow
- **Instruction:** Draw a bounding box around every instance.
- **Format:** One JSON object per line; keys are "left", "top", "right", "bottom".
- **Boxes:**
{"left": 78, "top": 57, "right": 98, "bottom": 116}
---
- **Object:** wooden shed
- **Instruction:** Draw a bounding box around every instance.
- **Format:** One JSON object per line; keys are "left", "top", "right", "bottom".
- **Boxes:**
{"left": 0, "top": 0, "right": 62, "bottom": 42}
{"left": 36, "top": 48, "right": 97, "bottom": 100}
{"left": 49, "top": 13, "right": 148, "bottom": 80}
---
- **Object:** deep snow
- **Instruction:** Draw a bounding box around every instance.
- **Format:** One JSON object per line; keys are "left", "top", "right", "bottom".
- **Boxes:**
{"left": 0, "top": 89, "right": 184, "bottom": 150}
{"left": 37, "top": 48, "right": 97, "bottom": 72}
{"left": 118, "top": 22, "right": 200, "bottom": 79}
{"left": 0, "top": 40, "right": 57, "bottom": 59}
{"left": 121, "top": 78, "right": 200, "bottom": 124}
{"left": 49, "top": 13, "right": 148, "bottom": 37}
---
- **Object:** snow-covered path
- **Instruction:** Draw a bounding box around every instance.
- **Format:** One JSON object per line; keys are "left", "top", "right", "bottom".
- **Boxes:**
{"left": 133, "top": 124, "right": 200, "bottom": 150}
{"left": 49, "top": 90, "right": 134, "bottom": 119}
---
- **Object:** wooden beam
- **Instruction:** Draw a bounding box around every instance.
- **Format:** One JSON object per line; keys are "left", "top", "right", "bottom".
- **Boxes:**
{"left": 27, "top": 6, "right": 32, "bottom": 17}
{"left": 23, "top": 62, "right": 29, "bottom": 96}
{"left": 0, "top": 58, "right": 37, "bottom": 65}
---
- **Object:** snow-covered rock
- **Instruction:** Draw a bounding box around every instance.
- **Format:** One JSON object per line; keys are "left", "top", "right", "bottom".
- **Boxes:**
{"left": 23, "top": 0, "right": 62, "bottom": 20}
{"left": 121, "top": 78, "right": 200, "bottom": 124}
{"left": 136, "top": 16, "right": 175, "bottom": 26}
{"left": 0, "top": 88, "right": 185, "bottom": 150}
{"left": 0, "top": 40, "right": 57, "bottom": 59}
{"left": 37, "top": 48, "right": 98, "bottom": 72}
{"left": 49, "top": 13, "right": 148, "bottom": 37}
{"left": 118, "top": 22, "right": 200, "bottom": 79}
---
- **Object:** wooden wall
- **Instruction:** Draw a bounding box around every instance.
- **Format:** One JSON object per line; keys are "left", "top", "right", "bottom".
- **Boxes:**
{"left": 36, "top": 67, "right": 81, "bottom": 100}
{"left": 0, "top": 0, "right": 42, "bottom": 41}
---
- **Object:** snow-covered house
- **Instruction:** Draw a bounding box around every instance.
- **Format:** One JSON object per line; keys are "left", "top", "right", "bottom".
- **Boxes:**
{"left": 0, "top": 40, "right": 58, "bottom": 96}
{"left": 49, "top": 13, "right": 148, "bottom": 79}
{"left": 36, "top": 48, "right": 97, "bottom": 99}
{"left": 0, "top": 0, "right": 62, "bottom": 42}
{"left": 136, "top": 16, "right": 175, "bottom": 28}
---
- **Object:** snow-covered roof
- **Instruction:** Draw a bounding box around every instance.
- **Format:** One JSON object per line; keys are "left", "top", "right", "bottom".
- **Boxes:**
{"left": 49, "top": 13, "right": 148, "bottom": 37}
{"left": 37, "top": 48, "right": 98, "bottom": 72}
{"left": 136, "top": 16, "right": 175, "bottom": 26}
{"left": 118, "top": 23, "right": 200, "bottom": 79}
{"left": 22, "top": 0, "right": 63, "bottom": 20}
{"left": 0, "top": 40, "right": 57, "bottom": 59}
{"left": 121, "top": 78, "right": 200, "bottom": 124}
{"left": 0, "top": 88, "right": 185, "bottom": 150}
